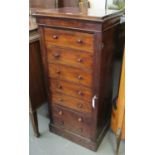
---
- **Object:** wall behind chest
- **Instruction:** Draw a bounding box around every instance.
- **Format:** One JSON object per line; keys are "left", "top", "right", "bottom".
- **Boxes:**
{"left": 89, "top": 0, "right": 106, "bottom": 9}
{"left": 30, "top": 0, "right": 79, "bottom": 8}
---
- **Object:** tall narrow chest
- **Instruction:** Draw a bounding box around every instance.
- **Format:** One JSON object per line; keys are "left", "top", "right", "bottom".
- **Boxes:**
{"left": 33, "top": 7, "right": 124, "bottom": 151}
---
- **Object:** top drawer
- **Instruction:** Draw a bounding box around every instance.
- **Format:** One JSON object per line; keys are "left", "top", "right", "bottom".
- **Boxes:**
{"left": 44, "top": 28, "right": 94, "bottom": 52}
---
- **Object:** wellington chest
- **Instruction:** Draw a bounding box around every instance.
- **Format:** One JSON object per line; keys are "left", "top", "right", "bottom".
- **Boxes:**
{"left": 33, "top": 7, "right": 124, "bottom": 151}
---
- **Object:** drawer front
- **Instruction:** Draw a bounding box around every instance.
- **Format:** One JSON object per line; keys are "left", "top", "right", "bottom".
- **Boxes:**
{"left": 51, "top": 79, "right": 92, "bottom": 102}
{"left": 52, "top": 105, "right": 92, "bottom": 138}
{"left": 44, "top": 28, "right": 94, "bottom": 52}
{"left": 48, "top": 63, "right": 92, "bottom": 87}
{"left": 46, "top": 45, "right": 93, "bottom": 70}
{"left": 52, "top": 92, "right": 92, "bottom": 114}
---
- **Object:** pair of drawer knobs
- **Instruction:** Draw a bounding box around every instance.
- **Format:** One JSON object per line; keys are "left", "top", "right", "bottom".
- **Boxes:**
{"left": 53, "top": 53, "right": 83, "bottom": 63}
{"left": 58, "top": 86, "right": 83, "bottom": 96}
{"left": 58, "top": 110, "right": 83, "bottom": 122}
{"left": 56, "top": 71, "right": 83, "bottom": 80}
{"left": 52, "top": 35, "right": 83, "bottom": 44}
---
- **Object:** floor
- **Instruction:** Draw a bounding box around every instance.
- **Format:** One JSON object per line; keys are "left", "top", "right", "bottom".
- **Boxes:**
{"left": 29, "top": 104, "right": 125, "bottom": 155}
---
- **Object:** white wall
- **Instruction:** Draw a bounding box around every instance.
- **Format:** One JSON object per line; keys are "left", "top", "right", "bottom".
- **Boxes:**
{"left": 89, "top": 0, "right": 113, "bottom": 9}
{"left": 90, "top": 0, "right": 106, "bottom": 9}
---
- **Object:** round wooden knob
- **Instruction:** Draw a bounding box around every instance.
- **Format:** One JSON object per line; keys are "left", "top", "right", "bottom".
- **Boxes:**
{"left": 53, "top": 35, "right": 58, "bottom": 39}
{"left": 58, "top": 85, "right": 62, "bottom": 89}
{"left": 53, "top": 53, "right": 60, "bottom": 58}
{"left": 78, "top": 117, "right": 83, "bottom": 122}
{"left": 77, "top": 103, "right": 83, "bottom": 108}
{"left": 77, "top": 39, "right": 83, "bottom": 44}
{"left": 78, "top": 75, "right": 83, "bottom": 80}
{"left": 56, "top": 70, "right": 61, "bottom": 74}
{"left": 58, "top": 110, "right": 63, "bottom": 115}
{"left": 78, "top": 91, "right": 83, "bottom": 96}
{"left": 77, "top": 58, "right": 83, "bottom": 63}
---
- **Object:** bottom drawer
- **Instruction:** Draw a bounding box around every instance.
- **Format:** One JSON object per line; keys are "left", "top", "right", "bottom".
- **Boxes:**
{"left": 52, "top": 105, "right": 92, "bottom": 139}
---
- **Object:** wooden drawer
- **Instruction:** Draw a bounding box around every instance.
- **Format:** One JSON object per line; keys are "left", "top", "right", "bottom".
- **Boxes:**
{"left": 52, "top": 105, "right": 92, "bottom": 138}
{"left": 48, "top": 63, "right": 92, "bottom": 87}
{"left": 51, "top": 92, "right": 92, "bottom": 114}
{"left": 44, "top": 28, "right": 94, "bottom": 52}
{"left": 46, "top": 45, "right": 93, "bottom": 70}
{"left": 50, "top": 79, "right": 92, "bottom": 102}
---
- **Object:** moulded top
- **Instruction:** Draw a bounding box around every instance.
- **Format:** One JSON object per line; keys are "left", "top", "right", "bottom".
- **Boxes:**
{"left": 32, "top": 7, "right": 123, "bottom": 22}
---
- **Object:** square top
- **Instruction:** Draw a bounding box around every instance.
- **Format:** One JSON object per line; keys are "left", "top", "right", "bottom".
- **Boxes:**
{"left": 32, "top": 7, "right": 123, "bottom": 22}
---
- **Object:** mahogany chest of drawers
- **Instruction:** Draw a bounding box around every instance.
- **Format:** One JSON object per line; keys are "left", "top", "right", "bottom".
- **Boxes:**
{"left": 33, "top": 7, "right": 124, "bottom": 151}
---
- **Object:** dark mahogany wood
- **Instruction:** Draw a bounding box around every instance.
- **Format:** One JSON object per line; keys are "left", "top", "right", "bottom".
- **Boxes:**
{"left": 46, "top": 46, "right": 93, "bottom": 69}
{"left": 44, "top": 28, "right": 94, "bottom": 52}
{"left": 33, "top": 7, "right": 123, "bottom": 22}
{"left": 51, "top": 92, "right": 92, "bottom": 113}
{"left": 52, "top": 105, "right": 92, "bottom": 138}
{"left": 29, "top": 105, "right": 40, "bottom": 137}
{"left": 48, "top": 63, "right": 92, "bottom": 87}
{"left": 29, "top": 29, "right": 47, "bottom": 137}
{"left": 50, "top": 79, "right": 92, "bottom": 102}
{"left": 33, "top": 7, "right": 124, "bottom": 151}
